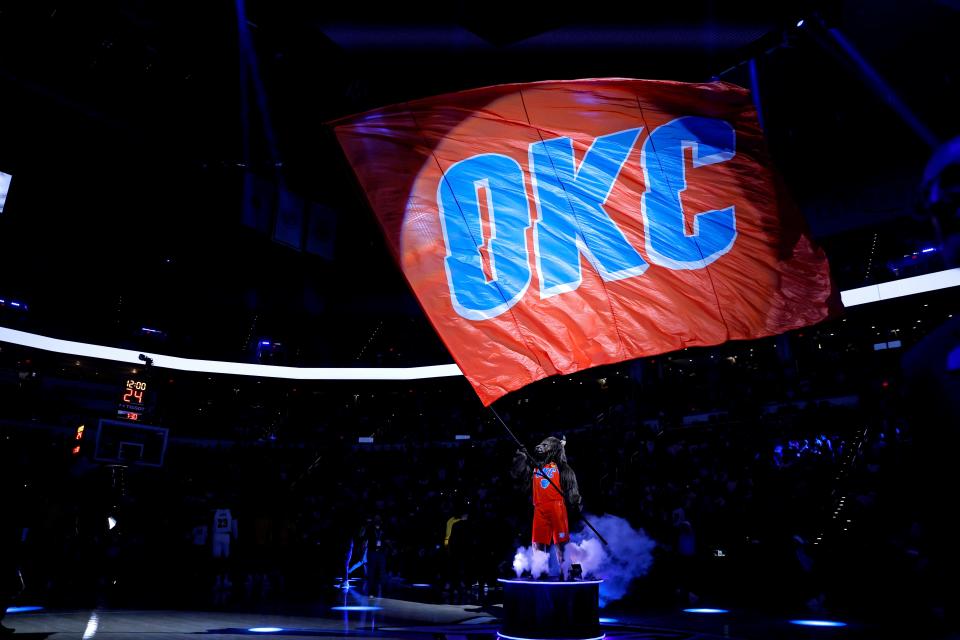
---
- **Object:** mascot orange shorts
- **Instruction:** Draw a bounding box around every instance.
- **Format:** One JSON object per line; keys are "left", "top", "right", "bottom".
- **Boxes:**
{"left": 532, "top": 500, "right": 569, "bottom": 545}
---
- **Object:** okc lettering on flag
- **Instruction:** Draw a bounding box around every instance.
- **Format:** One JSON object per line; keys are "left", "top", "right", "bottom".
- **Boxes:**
{"left": 333, "top": 79, "right": 839, "bottom": 406}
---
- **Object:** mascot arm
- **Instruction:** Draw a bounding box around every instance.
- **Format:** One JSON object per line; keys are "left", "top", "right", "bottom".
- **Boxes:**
{"left": 511, "top": 448, "right": 534, "bottom": 485}
{"left": 561, "top": 465, "right": 583, "bottom": 512}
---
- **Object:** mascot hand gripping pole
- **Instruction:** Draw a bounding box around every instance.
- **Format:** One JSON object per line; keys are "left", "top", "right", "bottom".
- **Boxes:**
{"left": 512, "top": 436, "right": 582, "bottom": 576}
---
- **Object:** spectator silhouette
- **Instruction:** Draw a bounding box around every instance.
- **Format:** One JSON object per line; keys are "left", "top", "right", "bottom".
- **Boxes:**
{"left": 364, "top": 514, "right": 389, "bottom": 598}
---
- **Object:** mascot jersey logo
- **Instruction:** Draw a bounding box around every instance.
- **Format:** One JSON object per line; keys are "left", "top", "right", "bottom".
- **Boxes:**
{"left": 537, "top": 465, "right": 558, "bottom": 490}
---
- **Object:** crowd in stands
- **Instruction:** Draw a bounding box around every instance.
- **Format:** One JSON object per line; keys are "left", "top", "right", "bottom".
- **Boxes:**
{"left": 0, "top": 383, "right": 921, "bottom": 621}
{"left": 0, "top": 294, "right": 953, "bottom": 629}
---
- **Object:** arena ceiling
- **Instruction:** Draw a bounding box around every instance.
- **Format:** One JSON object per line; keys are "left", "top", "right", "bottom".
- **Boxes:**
{"left": 0, "top": 0, "right": 955, "bottom": 368}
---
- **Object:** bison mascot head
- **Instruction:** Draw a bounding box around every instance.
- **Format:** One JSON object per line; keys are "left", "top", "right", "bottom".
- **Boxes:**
{"left": 512, "top": 435, "right": 582, "bottom": 512}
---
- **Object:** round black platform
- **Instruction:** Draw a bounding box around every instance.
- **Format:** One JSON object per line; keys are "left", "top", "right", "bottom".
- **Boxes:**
{"left": 498, "top": 578, "right": 603, "bottom": 640}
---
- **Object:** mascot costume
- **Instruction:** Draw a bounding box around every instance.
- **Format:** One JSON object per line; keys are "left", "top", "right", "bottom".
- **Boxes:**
{"left": 512, "top": 436, "right": 582, "bottom": 578}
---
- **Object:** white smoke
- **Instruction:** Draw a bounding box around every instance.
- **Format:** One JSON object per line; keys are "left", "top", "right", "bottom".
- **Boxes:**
{"left": 511, "top": 514, "right": 656, "bottom": 607}
{"left": 513, "top": 546, "right": 551, "bottom": 578}
{"left": 570, "top": 514, "right": 656, "bottom": 606}
{"left": 563, "top": 536, "right": 606, "bottom": 576}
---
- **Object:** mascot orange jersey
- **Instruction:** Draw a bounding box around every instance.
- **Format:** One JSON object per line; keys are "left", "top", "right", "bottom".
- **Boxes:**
{"left": 511, "top": 436, "right": 580, "bottom": 548}
{"left": 532, "top": 462, "right": 569, "bottom": 544}
{"left": 533, "top": 463, "right": 564, "bottom": 505}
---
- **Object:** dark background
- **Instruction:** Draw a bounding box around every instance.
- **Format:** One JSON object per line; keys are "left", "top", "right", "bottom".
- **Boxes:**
{"left": 0, "top": 0, "right": 955, "bottom": 367}
{"left": 0, "top": 0, "right": 958, "bottom": 632}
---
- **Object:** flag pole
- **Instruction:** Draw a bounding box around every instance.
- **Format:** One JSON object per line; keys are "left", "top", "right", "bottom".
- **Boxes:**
{"left": 490, "top": 405, "right": 608, "bottom": 546}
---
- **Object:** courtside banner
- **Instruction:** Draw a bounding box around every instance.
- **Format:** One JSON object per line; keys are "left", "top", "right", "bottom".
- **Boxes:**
{"left": 333, "top": 79, "right": 838, "bottom": 406}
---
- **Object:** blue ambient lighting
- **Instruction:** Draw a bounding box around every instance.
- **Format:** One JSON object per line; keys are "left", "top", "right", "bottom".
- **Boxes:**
{"left": 411, "top": 583, "right": 432, "bottom": 587}
{"left": 331, "top": 605, "right": 383, "bottom": 611}
{"left": 498, "top": 578, "right": 603, "bottom": 585}
{"left": 248, "top": 628, "right": 284, "bottom": 633}
{"left": 498, "top": 634, "right": 604, "bottom": 640}
{"left": 598, "top": 617, "right": 618, "bottom": 623}
{"left": 6, "top": 606, "right": 44, "bottom": 613}
{"left": 683, "top": 608, "right": 729, "bottom": 614}
{"left": 790, "top": 619, "right": 847, "bottom": 627}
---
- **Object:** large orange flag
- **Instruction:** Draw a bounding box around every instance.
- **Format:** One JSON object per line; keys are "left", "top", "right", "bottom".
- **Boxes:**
{"left": 333, "top": 79, "right": 839, "bottom": 405}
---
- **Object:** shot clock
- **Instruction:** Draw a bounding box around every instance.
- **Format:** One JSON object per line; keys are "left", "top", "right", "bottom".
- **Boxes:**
{"left": 118, "top": 378, "right": 149, "bottom": 420}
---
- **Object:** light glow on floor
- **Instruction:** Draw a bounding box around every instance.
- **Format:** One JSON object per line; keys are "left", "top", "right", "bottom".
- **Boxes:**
{"left": 498, "top": 633, "right": 604, "bottom": 640}
{"left": 683, "top": 608, "right": 729, "bottom": 614}
{"left": 790, "top": 619, "right": 847, "bottom": 627}
{"left": 82, "top": 612, "right": 100, "bottom": 640}
{"left": 5, "top": 606, "right": 44, "bottom": 613}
